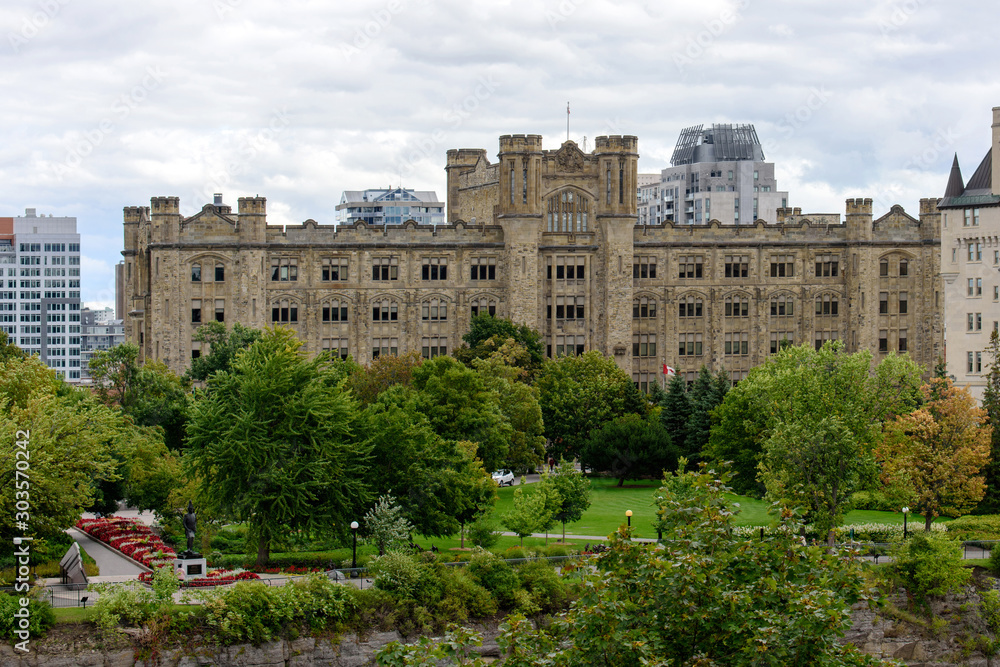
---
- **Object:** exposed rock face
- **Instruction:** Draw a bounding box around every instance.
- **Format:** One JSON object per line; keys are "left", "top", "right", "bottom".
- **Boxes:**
{"left": 0, "top": 628, "right": 504, "bottom": 666}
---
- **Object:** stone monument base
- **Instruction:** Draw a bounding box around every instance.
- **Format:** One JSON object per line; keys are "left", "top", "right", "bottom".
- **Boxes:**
{"left": 173, "top": 555, "right": 206, "bottom": 579}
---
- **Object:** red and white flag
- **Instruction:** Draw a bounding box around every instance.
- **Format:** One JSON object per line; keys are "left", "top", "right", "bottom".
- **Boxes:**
{"left": 663, "top": 364, "right": 676, "bottom": 376}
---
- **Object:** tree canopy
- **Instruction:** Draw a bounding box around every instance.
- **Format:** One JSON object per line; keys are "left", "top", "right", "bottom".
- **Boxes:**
{"left": 878, "top": 378, "right": 991, "bottom": 530}
{"left": 536, "top": 351, "right": 647, "bottom": 461}
{"left": 456, "top": 313, "right": 545, "bottom": 376}
{"left": 184, "top": 326, "right": 370, "bottom": 566}
{"left": 185, "top": 321, "right": 263, "bottom": 383}
{"left": 581, "top": 413, "right": 678, "bottom": 487}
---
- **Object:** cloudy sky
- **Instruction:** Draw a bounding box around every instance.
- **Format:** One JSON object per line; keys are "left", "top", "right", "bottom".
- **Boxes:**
{"left": 1, "top": 0, "right": 996, "bottom": 309}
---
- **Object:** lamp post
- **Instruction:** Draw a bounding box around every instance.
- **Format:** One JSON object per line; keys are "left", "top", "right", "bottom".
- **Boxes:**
{"left": 626, "top": 510, "right": 632, "bottom": 528}
{"left": 901, "top": 507, "right": 909, "bottom": 540}
{"left": 350, "top": 521, "right": 359, "bottom": 570}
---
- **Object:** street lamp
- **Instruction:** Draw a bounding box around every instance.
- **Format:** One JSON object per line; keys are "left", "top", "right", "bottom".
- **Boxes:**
{"left": 350, "top": 521, "right": 359, "bottom": 570}
{"left": 901, "top": 507, "right": 909, "bottom": 540}
{"left": 625, "top": 510, "right": 632, "bottom": 528}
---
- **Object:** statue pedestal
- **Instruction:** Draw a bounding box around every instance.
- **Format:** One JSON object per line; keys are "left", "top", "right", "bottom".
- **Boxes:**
{"left": 173, "top": 553, "right": 206, "bottom": 579}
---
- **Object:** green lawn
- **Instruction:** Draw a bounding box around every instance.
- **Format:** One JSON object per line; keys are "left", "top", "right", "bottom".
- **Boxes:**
{"left": 492, "top": 477, "right": 946, "bottom": 540}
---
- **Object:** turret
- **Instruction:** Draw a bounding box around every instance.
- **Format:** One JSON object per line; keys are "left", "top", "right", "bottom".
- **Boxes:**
{"left": 445, "top": 148, "right": 488, "bottom": 222}
{"left": 497, "top": 134, "right": 543, "bottom": 217}
{"left": 238, "top": 196, "right": 267, "bottom": 243}
{"left": 593, "top": 136, "right": 639, "bottom": 217}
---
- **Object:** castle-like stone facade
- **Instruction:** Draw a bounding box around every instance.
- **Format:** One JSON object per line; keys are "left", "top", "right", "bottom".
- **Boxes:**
{"left": 122, "top": 135, "right": 943, "bottom": 386}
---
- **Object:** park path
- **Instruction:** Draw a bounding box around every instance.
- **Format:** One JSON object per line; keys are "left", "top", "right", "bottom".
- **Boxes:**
{"left": 65, "top": 526, "right": 150, "bottom": 579}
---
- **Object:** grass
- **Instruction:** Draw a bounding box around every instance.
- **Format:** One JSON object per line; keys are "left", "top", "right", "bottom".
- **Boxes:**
{"left": 491, "top": 476, "right": 947, "bottom": 539}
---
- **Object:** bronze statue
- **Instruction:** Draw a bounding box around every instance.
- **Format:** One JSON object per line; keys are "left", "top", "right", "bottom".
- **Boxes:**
{"left": 183, "top": 501, "right": 197, "bottom": 555}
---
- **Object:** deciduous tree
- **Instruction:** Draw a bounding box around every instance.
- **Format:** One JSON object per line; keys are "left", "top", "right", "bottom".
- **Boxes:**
{"left": 347, "top": 351, "right": 421, "bottom": 407}
{"left": 548, "top": 458, "right": 591, "bottom": 542}
{"left": 980, "top": 330, "right": 1000, "bottom": 513}
{"left": 878, "top": 378, "right": 991, "bottom": 531}
{"left": 455, "top": 313, "right": 544, "bottom": 376}
{"left": 503, "top": 486, "right": 551, "bottom": 547}
{"left": 363, "top": 495, "right": 413, "bottom": 556}
{"left": 185, "top": 322, "right": 263, "bottom": 383}
{"left": 537, "top": 351, "right": 647, "bottom": 461}
{"left": 184, "top": 327, "right": 370, "bottom": 566}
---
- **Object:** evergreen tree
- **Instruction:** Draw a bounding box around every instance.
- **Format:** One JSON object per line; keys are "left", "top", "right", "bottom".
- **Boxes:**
{"left": 647, "top": 379, "right": 668, "bottom": 408}
{"left": 979, "top": 330, "right": 1000, "bottom": 513}
{"left": 683, "top": 366, "right": 716, "bottom": 460}
{"left": 659, "top": 374, "right": 691, "bottom": 446}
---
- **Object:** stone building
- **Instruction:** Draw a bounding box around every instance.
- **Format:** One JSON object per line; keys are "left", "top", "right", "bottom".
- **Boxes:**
{"left": 122, "top": 134, "right": 943, "bottom": 387}
{"left": 938, "top": 106, "right": 1000, "bottom": 399}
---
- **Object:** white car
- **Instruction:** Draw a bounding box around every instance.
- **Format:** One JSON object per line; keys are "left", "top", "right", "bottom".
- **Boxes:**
{"left": 491, "top": 470, "right": 515, "bottom": 486}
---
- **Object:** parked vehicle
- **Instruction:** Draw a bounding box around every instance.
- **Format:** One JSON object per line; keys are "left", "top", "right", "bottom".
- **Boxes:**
{"left": 491, "top": 469, "right": 515, "bottom": 486}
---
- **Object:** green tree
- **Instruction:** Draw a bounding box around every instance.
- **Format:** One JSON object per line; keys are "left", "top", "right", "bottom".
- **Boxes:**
{"left": 707, "top": 341, "right": 923, "bottom": 507}
{"left": 658, "top": 373, "right": 691, "bottom": 444}
{"left": 184, "top": 327, "right": 370, "bottom": 566}
{"left": 503, "top": 485, "right": 551, "bottom": 547}
{"left": 683, "top": 366, "right": 728, "bottom": 460}
{"left": 742, "top": 342, "right": 924, "bottom": 547}
{"left": 471, "top": 340, "right": 546, "bottom": 472}
{"left": 363, "top": 495, "right": 413, "bottom": 556}
{"left": 411, "top": 356, "right": 513, "bottom": 473}
{"left": 0, "top": 356, "right": 119, "bottom": 543}
{"left": 537, "top": 351, "right": 647, "bottom": 461}
{"left": 185, "top": 321, "right": 263, "bottom": 383}
{"left": 981, "top": 329, "right": 1000, "bottom": 513}
{"left": 88, "top": 343, "right": 190, "bottom": 450}
{"left": 455, "top": 313, "right": 545, "bottom": 376}
{"left": 581, "top": 414, "right": 678, "bottom": 487}
{"left": 449, "top": 440, "right": 498, "bottom": 548}
{"left": 0, "top": 330, "right": 25, "bottom": 364}
{"left": 548, "top": 458, "right": 591, "bottom": 542}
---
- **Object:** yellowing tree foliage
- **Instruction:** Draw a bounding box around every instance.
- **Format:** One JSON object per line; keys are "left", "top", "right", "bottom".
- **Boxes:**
{"left": 878, "top": 378, "right": 992, "bottom": 531}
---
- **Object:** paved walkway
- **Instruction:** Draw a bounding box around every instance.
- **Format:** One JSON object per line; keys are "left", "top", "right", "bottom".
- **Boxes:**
{"left": 66, "top": 527, "right": 150, "bottom": 578}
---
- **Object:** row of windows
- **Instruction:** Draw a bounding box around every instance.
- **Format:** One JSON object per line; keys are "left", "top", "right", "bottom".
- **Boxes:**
{"left": 230, "top": 257, "right": 506, "bottom": 283}
{"left": 187, "top": 298, "right": 496, "bottom": 325}
{"left": 633, "top": 295, "right": 842, "bottom": 319}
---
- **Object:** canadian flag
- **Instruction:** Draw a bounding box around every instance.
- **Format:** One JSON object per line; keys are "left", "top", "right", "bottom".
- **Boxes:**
{"left": 663, "top": 364, "right": 676, "bottom": 376}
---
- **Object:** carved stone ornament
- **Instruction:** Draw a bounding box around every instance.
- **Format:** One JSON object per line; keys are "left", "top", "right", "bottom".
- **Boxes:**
{"left": 556, "top": 143, "right": 585, "bottom": 172}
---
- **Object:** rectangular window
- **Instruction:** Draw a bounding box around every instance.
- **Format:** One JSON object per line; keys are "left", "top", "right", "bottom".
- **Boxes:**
{"left": 899, "top": 259, "right": 908, "bottom": 276}
{"left": 770, "top": 255, "right": 794, "bottom": 277}
{"left": 322, "top": 302, "right": 349, "bottom": 322}
{"left": 968, "top": 313, "right": 975, "bottom": 331}
{"left": 977, "top": 278, "right": 983, "bottom": 296}
{"left": 724, "top": 255, "right": 749, "bottom": 278}
{"left": 969, "top": 351, "right": 975, "bottom": 373}
{"left": 214, "top": 299, "right": 224, "bottom": 322}
{"left": 631, "top": 334, "right": 657, "bottom": 357}
{"left": 977, "top": 351, "right": 983, "bottom": 373}
{"left": 322, "top": 338, "right": 349, "bottom": 361}
{"left": 421, "top": 336, "right": 448, "bottom": 359}
{"left": 724, "top": 332, "right": 749, "bottom": 356}
{"left": 770, "top": 332, "right": 793, "bottom": 354}
{"left": 470, "top": 257, "right": 497, "bottom": 280}
{"left": 322, "top": 258, "right": 349, "bottom": 281}
{"left": 965, "top": 209, "right": 972, "bottom": 226}
{"left": 372, "top": 337, "right": 399, "bottom": 360}
{"left": 215, "top": 264, "right": 225, "bottom": 282}
{"left": 969, "top": 279, "right": 975, "bottom": 297}
{"left": 879, "top": 330, "right": 888, "bottom": 352}
{"left": 898, "top": 292, "right": 907, "bottom": 314}
{"left": 191, "top": 299, "right": 201, "bottom": 323}
{"left": 372, "top": 301, "right": 399, "bottom": 322}
{"left": 421, "top": 257, "right": 448, "bottom": 281}
{"left": 977, "top": 313, "right": 983, "bottom": 331}
{"left": 898, "top": 330, "right": 908, "bottom": 352}
{"left": 678, "top": 255, "right": 703, "bottom": 279}
{"left": 815, "top": 254, "right": 840, "bottom": 277}
{"left": 633, "top": 256, "right": 658, "bottom": 279}
{"left": 270, "top": 258, "right": 298, "bottom": 281}
{"left": 974, "top": 208, "right": 981, "bottom": 226}
{"left": 372, "top": 257, "right": 399, "bottom": 281}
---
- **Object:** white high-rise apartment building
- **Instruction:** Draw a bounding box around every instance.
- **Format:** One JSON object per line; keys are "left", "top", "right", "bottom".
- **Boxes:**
{"left": 638, "top": 124, "right": 790, "bottom": 226}
{"left": 939, "top": 107, "right": 1000, "bottom": 400}
{"left": 0, "top": 208, "right": 82, "bottom": 381}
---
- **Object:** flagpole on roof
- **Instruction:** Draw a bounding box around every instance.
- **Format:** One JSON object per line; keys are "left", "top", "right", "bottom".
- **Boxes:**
{"left": 566, "top": 102, "right": 570, "bottom": 142}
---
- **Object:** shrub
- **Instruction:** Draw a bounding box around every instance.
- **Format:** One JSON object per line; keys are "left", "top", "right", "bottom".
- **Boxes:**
{"left": 947, "top": 515, "right": 1000, "bottom": 541}
{"left": 467, "top": 511, "right": 502, "bottom": 549}
{"left": 369, "top": 551, "right": 424, "bottom": 599}
{"left": 516, "top": 559, "right": 571, "bottom": 613}
{"left": 467, "top": 548, "right": 519, "bottom": 609}
{"left": 503, "top": 546, "right": 526, "bottom": 560}
{"left": 981, "top": 589, "right": 1000, "bottom": 634}
{"left": 439, "top": 568, "right": 497, "bottom": 619}
{"left": 0, "top": 593, "right": 55, "bottom": 640}
{"left": 90, "top": 565, "right": 178, "bottom": 633}
{"left": 888, "top": 533, "right": 970, "bottom": 609}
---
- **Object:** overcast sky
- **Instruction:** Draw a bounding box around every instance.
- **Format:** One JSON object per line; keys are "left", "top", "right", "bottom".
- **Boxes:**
{"left": 1, "top": 0, "right": 996, "bottom": 309}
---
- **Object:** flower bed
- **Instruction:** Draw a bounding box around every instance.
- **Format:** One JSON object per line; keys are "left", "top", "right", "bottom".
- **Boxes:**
{"left": 138, "top": 568, "right": 261, "bottom": 587}
{"left": 76, "top": 517, "right": 176, "bottom": 567}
